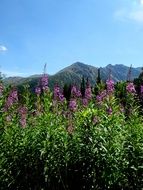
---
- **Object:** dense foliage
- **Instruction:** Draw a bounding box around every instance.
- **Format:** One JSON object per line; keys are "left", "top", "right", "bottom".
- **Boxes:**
{"left": 0, "top": 74, "right": 143, "bottom": 190}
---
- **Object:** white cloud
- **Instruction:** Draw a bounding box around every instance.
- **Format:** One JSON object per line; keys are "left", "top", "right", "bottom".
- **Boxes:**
{"left": 140, "top": 0, "right": 143, "bottom": 5}
{"left": 129, "top": 10, "right": 143, "bottom": 22}
{"left": 114, "top": 0, "right": 143, "bottom": 23}
{"left": 0, "top": 45, "right": 7, "bottom": 52}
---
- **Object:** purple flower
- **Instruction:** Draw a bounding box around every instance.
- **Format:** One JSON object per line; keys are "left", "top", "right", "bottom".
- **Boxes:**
{"left": 71, "top": 86, "right": 81, "bottom": 98}
{"left": 69, "top": 99, "right": 77, "bottom": 111}
{"left": 11, "top": 89, "right": 18, "bottom": 100}
{"left": 85, "top": 86, "right": 92, "bottom": 100}
{"left": 40, "top": 74, "right": 48, "bottom": 91}
{"left": 84, "top": 81, "right": 92, "bottom": 100}
{"left": 93, "top": 116, "right": 99, "bottom": 124}
{"left": 6, "top": 97, "right": 13, "bottom": 107}
{"left": 126, "top": 82, "right": 136, "bottom": 94}
{"left": 96, "top": 90, "right": 107, "bottom": 104}
{"left": 140, "top": 85, "right": 143, "bottom": 94}
{"left": 100, "top": 90, "right": 107, "bottom": 97}
{"left": 19, "top": 106, "right": 27, "bottom": 128}
{"left": 42, "top": 86, "right": 48, "bottom": 91}
{"left": 82, "top": 98, "right": 88, "bottom": 107}
{"left": 107, "top": 107, "right": 112, "bottom": 115}
{"left": 54, "top": 85, "right": 60, "bottom": 99}
{"left": 20, "top": 118, "right": 26, "bottom": 128}
{"left": 71, "top": 86, "right": 77, "bottom": 96}
{"left": 106, "top": 79, "right": 114, "bottom": 94}
{"left": 5, "top": 89, "right": 18, "bottom": 109}
{"left": 35, "top": 87, "right": 41, "bottom": 95}
{"left": 36, "top": 74, "right": 48, "bottom": 94}
{"left": 19, "top": 106, "right": 28, "bottom": 115}
{"left": 41, "top": 74, "right": 48, "bottom": 86}
{"left": 54, "top": 85, "right": 65, "bottom": 102}
{"left": 59, "top": 94, "right": 65, "bottom": 102}
{"left": 96, "top": 95, "right": 102, "bottom": 102}
{"left": 76, "top": 90, "right": 81, "bottom": 97}
{"left": 0, "top": 83, "right": 3, "bottom": 96}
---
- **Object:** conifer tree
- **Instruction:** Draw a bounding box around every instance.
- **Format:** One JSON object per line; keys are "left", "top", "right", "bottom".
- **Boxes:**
{"left": 63, "top": 83, "right": 71, "bottom": 101}
{"left": 80, "top": 76, "right": 85, "bottom": 98}
{"left": 96, "top": 68, "right": 101, "bottom": 84}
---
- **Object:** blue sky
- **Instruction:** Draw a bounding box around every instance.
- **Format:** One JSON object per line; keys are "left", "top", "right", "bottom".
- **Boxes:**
{"left": 0, "top": 0, "right": 143, "bottom": 76}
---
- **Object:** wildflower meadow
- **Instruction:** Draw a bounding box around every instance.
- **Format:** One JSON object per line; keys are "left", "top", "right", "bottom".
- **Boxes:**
{"left": 0, "top": 74, "right": 143, "bottom": 190}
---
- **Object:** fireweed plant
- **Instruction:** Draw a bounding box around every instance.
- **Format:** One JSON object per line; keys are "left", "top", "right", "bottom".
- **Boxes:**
{"left": 0, "top": 76, "right": 143, "bottom": 190}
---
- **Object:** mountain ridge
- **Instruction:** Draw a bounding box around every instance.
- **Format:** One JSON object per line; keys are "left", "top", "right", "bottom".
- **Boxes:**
{"left": 3, "top": 62, "right": 142, "bottom": 89}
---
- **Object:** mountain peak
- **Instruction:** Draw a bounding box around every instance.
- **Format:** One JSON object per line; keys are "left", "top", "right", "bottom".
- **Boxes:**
{"left": 72, "top": 62, "right": 87, "bottom": 67}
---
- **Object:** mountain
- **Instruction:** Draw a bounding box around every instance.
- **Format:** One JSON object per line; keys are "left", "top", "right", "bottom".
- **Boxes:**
{"left": 49, "top": 62, "right": 99, "bottom": 88}
{"left": 3, "top": 62, "right": 142, "bottom": 89}
{"left": 100, "top": 64, "right": 141, "bottom": 82}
